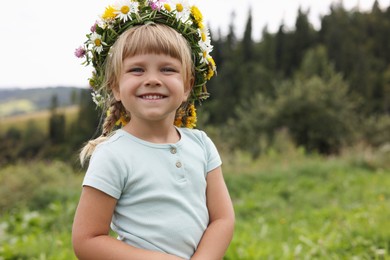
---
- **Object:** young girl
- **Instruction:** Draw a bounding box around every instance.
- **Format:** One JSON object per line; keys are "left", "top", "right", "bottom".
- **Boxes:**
{"left": 72, "top": 1, "right": 234, "bottom": 259}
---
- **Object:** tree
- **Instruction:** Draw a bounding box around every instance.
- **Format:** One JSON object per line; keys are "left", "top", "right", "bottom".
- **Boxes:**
{"left": 241, "top": 8, "right": 253, "bottom": 62}
{"left": 69, "top": 89, "right": 101, "bottom": 146}
{"left": 48, "top": 94, "right": 66, "bottom": 144}
{"left": 227, "top": 46, "right": 358, "bottom": 157}
{"left": 290, "top": 7, "right": 316, "bottom": 69}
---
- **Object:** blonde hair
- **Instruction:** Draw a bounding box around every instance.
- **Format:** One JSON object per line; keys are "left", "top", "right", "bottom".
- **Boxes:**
{"left": 80, "top": 23, "right": 194, "bottom": 166}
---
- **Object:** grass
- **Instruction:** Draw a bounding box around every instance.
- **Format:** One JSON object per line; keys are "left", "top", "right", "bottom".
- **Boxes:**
{"left": 0, "top": 148, "right": 389, "bottom": 259}
{"left": 224, "top": 151, "right": 389, "bottom": 259}
{"left": 0, "top": 105, "right": 79, "bottom": 135}
{"left": 0, "top": 99, "right": 37, "bottom": 117}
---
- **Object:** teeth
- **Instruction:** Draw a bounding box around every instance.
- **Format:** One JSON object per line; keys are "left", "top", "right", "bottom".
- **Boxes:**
{"left": 142, "top": 95, "right": 164, "bottom": 100}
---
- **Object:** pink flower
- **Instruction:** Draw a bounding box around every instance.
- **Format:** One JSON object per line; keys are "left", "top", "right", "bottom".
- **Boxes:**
{"left": 149, "top": 2, "right": 159, "bottom": 10}
{"left": 148, "top": 0, "right": 167, "bottom": 10}
{"left": 74, "top": 46, "right": 86, "bottom": 58}
{"left": 90, "top": 22, "right": 97, "bottom": 33}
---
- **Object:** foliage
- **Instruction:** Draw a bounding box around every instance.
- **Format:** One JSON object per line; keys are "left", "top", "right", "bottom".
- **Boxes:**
{"left": 0, "top": 150, "right": 389, "bottom": 259}
{"left": 0, "top": 3, "right": 390, "bottom": 258}
{"left": 206, "top": 2, "right": 390, "bottom": 122}
{"left": 0, "top": 89, "right": 99, "bottom": 165}
{"left": 274, "top": 75, "right": 357, "bottom": 154}
{"left": 0, "top": 161, "right": 81, "bottom": 212}
{"left": 226, "top": 47, "right": 359, "bottom": 157}
{"left": 359, "top": 114, "right": 390, "bottom": 148}
{"left": 0, "top": 161, "right": 82, "bottom": 259}
{"left": 224, "top": 151, "right": 390, "bottom": 259}
{"left": 2, "top": 2, "right": 390, "bottom": 163}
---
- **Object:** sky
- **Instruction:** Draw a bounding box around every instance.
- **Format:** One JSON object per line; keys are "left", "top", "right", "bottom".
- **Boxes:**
{"left": 0, "top": 0, "right": 388, "bottom": 89}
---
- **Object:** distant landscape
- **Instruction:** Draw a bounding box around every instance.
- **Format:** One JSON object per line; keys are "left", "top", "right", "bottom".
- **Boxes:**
{"left": 0, "top": 87, "right": 84, "bottom": 118}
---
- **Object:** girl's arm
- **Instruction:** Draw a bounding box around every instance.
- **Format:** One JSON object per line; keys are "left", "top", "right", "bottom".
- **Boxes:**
{"left": 72, "top": 186, "right": 183, "bottom": 260}
{"left": 191, "top": 166, "right": 235, "bottom": 260}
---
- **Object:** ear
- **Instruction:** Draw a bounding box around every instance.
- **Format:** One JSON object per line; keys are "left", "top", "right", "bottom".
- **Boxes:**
{"left": 112, "top": 86, "right": 121, "bottom": 101}
{"left": 183, "top": 77, "right": 194, "bottom": 102}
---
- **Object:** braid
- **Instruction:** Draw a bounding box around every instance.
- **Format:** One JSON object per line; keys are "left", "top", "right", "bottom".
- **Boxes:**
{"left": 79, "top": 99, "right": 127, "bottom": 166}
{"left": 102, "top": 100, "right": 123, "bottom": 136}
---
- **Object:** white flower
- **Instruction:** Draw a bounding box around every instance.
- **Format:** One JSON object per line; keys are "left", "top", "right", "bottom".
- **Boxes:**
{"left": 198, "top": 26, "right": 212, "bottom": 50}
{"left": 114, "top": 0, "right": 139, "bottom": 22}
{"left": 199, "top": 50, "right": 212, "bottom": 65}
{"left": 172, "top": 0, "right": 191, "bottom": 23}
{"left": 91, "top": 91, "right": 104, "bottom": 106}
{"left": 198, "top": 30, "right": 213, "bottom": 65}
{"left": 89, "top": 32, "right": 105, "bottom": 54}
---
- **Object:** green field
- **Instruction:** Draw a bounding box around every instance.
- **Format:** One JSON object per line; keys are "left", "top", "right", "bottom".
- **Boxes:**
{"left": 0, "top": 106, "right": 79, "bottom": 135}
{"left": 0, "top": 147, "right": 389, "bottom": 259}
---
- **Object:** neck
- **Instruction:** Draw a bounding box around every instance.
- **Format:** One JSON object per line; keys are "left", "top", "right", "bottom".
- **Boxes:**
{"left": 122, "top": 118, "right": 180, "bottom": 144}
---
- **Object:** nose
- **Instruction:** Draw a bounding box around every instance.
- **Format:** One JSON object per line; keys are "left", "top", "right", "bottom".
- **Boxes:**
{"left": 144, "top": 72, "right": 162, "bottom": 87}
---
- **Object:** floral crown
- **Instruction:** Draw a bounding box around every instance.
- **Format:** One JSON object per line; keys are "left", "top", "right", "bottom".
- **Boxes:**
{"left": 75, "top": 0, "right": 216, "bottom": 128}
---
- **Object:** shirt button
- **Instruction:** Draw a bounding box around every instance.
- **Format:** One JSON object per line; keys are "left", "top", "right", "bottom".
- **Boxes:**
{"left": 170, "top": 147, "right": 177, "bottom": 154}
{"left": 176, "top": 161, "right": 182, "bottom": 168}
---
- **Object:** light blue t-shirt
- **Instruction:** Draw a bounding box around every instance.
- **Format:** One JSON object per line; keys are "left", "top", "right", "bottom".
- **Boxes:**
{"left": 83, "top": 127, "right": 222, "bottom": 259}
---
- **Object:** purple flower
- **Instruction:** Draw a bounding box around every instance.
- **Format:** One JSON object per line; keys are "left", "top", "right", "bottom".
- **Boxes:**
{"left": 90, "top": 22, "right": 97, "bottom": 33}
{"left": 74, "top": 46, "right": 86, "bottom": 58}
{"left": 150, "top": 2, "right": 159, "bottom": 10}
{"left": 149, "top": 0, "right": 165, "bottom": 10}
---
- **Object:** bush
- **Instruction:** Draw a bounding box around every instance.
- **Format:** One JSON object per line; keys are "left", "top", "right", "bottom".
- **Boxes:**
{"left": 0, "top": 161, "right": 81, "bottom": 212}
{"left": 227, "top": 74, "right": 358, "bottom": 157}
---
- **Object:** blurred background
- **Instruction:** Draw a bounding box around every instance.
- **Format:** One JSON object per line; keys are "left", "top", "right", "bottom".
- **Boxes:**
{"left": 0, "top": 0, "right": 389, "bottom": 259}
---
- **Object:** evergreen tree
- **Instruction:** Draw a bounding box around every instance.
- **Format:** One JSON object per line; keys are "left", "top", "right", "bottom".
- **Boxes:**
{"left": 70, "top": 89, "right": 101, "bottom": 146}
{"left": 259, "top": 26, "right": 277, "bottom": 76}
{"left": 48, "top": 94, "right": 66, "bottom": 144}
{"left": 241, "top": 8, "right": 253, "bottom": 62}
{"left": 291, "top": 7, "right": 316, "bottom": 70}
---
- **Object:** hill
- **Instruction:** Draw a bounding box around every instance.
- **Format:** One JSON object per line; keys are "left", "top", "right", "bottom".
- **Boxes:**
{"left": 0, "top": 86, "right": 86, "bottom": 117}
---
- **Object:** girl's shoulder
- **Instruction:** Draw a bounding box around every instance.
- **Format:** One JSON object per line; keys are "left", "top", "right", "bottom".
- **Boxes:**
{"left": 93, "top": 130, "right": 128, "bottom": 153}
{"left": 179, "top": 127, "right": 206, "bottom": 140}
{"left": 178, "top": 127, "right": 215, "bottom": 147}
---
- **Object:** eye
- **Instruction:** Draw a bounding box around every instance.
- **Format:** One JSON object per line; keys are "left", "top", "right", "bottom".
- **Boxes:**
{"left": 161, "top": 67, "right": 178, "bottom": 73}
{"left": 127, "top": 67, "right": 144, "bottom": 74}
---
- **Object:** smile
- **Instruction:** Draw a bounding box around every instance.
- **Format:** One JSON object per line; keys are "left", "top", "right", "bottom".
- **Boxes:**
{"left": 139, "top": 94, "right": 166, "bottom": 100}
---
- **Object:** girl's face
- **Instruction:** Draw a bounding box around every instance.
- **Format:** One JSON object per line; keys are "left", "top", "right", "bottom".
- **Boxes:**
{"left": 113, "top": 53, "right": 190, "bottom": 125}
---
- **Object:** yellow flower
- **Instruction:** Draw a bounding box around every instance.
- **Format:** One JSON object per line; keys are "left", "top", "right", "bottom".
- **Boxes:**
{"left": 185, "top": 104, "right": 197, "bottom": 128}
{"left": 176, "top": 4, "right": 183, "bottom": 12}
{"left": 206, "top": 68, "right": 214, "bottom": 80}
{"left": 185, "top": 116, "right": 197, "bottom": 128}
{"left": 208, "top": 56, "right": 216, "bottom": 67}
{"left": 189, "top": 103, "right": 196, "bottom": 115}
{"left": 206, "top": 57, "right": 216, "bottom": 79}
{"left": 102, "top": 5, "right": 117, "bottom": 20}
{"left": 116, "top": 114, "right": 128, "bottom": 126}
{"left": 164, "top": 3, "right": 171, "bottom": 12}
{"left": 191, "top": 6, "right": 203, "bottom": 26}
{"left": 174, "top": 116, "right": 183, "bottom": 127}
{"left": 121, "top": 6, "right": 130, "bottom": 15}
{"left": 201, "top": 32, "right": 206, "bottom": 42}
{"left": 94, "top": 38, "right": 102, "bottom": 46}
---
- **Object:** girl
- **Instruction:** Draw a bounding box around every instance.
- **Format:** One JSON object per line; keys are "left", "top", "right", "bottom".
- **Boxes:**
{"left": 72, "top": 1, "right": 234, "bottom": 259}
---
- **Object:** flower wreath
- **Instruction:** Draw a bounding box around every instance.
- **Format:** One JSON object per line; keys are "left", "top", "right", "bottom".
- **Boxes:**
{"left": 75, "top": 0, "right": 216, "bottom": 128}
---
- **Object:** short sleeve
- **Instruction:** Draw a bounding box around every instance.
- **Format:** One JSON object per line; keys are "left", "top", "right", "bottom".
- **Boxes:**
{"left": 82, "top": 144, "right": 127, "bottom": 199}
{"left": 200, "top": 131, "right": 222, "bottom": 173}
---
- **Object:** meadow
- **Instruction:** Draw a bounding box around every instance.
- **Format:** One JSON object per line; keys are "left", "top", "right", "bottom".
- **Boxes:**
{"left": 0, "top": 145, "right": 389, "bottom": 259}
